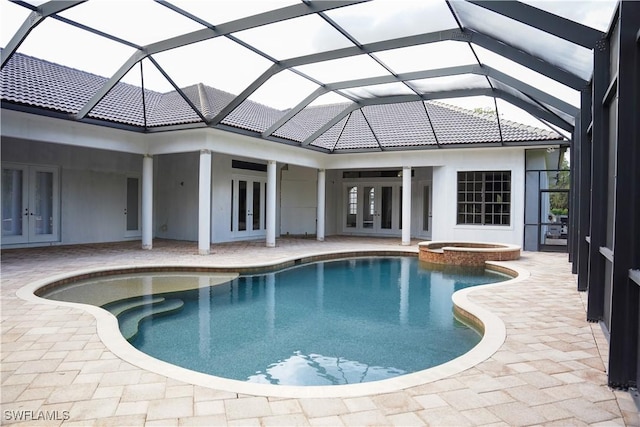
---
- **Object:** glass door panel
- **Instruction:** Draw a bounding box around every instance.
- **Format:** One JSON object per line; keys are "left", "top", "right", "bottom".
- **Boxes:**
{"left": 363, "top": 186, "right": 375, "bottom": 229}
{"left": 264, "top": 182, "right": 268, "bottom": 232}
{"left": 423, "top": 185, "right": 430, "bottom": 232}
{"left": 2, "top": 166, "right": 27, "bottom": 243}
{"left": 238, "top": 180, "right": 247, "bottom": 232}
{"left": 346, "top": 186, "right": 357, "bottom": 228}
{"left": 33, "top": 171, "right": 53, "bottom": 236}
{"left": 381, "top": 186, "right": 393, "bottom": 229}
{"left": 252, "top": 181, "right": 261, "bottom": 230}
{"left": 540, "top": 189, "right": 569, "bottom": 251}
{"left": 29, "top": 167, "right": 58, "bottom": 242}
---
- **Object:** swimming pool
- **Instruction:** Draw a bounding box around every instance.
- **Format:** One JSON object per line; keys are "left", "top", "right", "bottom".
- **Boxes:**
{"left": 44, "top": 256, "right": 509, "bottom": 387}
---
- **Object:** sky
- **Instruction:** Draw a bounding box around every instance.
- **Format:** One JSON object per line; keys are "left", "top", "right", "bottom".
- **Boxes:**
{"left": 0, "top": 0, "right": 618, "bottom": 134}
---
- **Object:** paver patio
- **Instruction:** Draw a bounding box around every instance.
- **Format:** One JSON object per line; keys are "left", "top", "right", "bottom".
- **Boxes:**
{"left": 1, "top": 237, "right": 638, "bottom": 426}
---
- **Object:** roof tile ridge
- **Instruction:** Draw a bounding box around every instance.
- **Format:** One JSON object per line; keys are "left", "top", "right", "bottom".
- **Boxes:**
{"left": 197, "top": 83, "right": 213, "bottom": 120}
{"left": 198, "top": 83, "right": 235, "bottom": 98}
{"left": 192, "top": 83, "right": 286, "bottom": 117}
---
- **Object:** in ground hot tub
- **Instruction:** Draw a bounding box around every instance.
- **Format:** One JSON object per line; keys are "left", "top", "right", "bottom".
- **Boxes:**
{"left": 418, "top": 241, "right": 521, "bottom": 267}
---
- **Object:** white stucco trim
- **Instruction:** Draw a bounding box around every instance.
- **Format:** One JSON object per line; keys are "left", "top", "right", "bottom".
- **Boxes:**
{"left": 1, "top": 109, "right": 148, "bottom": 154}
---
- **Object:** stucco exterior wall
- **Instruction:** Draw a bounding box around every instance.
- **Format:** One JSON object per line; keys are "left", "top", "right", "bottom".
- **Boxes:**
{"left": 154, "top": 152, "right": 282, "bottom": 244}
{"left": 280, "top": 165, "right": 317, "bottom": 236}
{"left": 324, "top": 170, "right": 340, "bottom": 237}
{"left": 154, "top": 152, "right": 199, "bottom": 242}
{"left": 1, "top": 111, "right": 543, "bottom": 249}
{"left": 431, "top": 149, "right": 525, "bottom": 246}
{"left": 1, "top": 138, "right": 142, "bottom": 245}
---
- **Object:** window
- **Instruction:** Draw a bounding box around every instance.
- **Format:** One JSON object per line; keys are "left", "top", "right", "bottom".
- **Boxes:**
{"left": 457, "top": 171, "right": 511, "bottom": 225}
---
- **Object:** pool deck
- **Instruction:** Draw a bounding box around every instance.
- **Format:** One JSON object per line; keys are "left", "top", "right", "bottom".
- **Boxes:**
{"left": 1, "top": 237, "right": 638, "bottom": 426}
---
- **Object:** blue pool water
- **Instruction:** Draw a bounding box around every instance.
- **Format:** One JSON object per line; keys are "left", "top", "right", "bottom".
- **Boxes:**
{"left": 107, "top": 257, "right": 508, "bottom": 386}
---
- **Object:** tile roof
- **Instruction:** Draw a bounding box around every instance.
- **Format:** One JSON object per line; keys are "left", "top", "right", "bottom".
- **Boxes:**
{"left": 1, "top": 50, "right": 107, "bottom": 116}
{"left": 1, "top": 51, "right": 563, "bottom": 150}
{"left": 222, "top": 98, "right": 287, "bottom": 134}
{"left": 363, "top": 102, "right": 438, "bottom": 148}
{"left": 333, "top": 109, "right": 380, "bottom": 150}
{"left": 274, "top": 103, "right": 354, "bottom": 142}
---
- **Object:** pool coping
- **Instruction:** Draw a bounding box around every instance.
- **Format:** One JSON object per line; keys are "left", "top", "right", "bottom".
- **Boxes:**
{"left": 15, "top": 248, "right": 530, "bottom": 399}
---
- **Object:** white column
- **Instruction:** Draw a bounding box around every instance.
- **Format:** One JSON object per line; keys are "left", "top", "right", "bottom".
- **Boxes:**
{"left": 198, "top": 149, "right": 212, "bottom": 255}
{"left": 317, "top": 168, "right": 326, "bottom": 241}
{"left": 142, "top": 154, "right": 153, "bottom": 250}
{"left": 402, "top": 166, "right": 412, "bottom": 246}
{"left": 266, "top": 160, "right": 277, "bottom": 247}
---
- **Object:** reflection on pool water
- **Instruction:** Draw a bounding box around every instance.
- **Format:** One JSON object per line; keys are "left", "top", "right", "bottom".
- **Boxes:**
{"left": 44, "top": 257, "right": 509, "bottom": 386}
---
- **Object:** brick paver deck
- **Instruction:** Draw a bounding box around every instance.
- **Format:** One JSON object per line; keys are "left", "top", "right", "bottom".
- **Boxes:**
{"left": 1, "top": 237, "right": 638, "bottom": 426}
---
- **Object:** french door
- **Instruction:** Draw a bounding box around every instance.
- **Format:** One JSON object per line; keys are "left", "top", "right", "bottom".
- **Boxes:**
{"left": 231, "top": 176, "right": 267, "bottom": 238}
{"left": 344, "top": 183, "right": 400, "bottom": 234}
{"left": 2, "top": 163, "right": 59, "bottom": 244}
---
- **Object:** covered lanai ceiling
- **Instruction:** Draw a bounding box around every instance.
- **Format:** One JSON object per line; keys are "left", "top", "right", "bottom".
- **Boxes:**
{"left": 0, "top": 0, "right": 616, "bottom": 153}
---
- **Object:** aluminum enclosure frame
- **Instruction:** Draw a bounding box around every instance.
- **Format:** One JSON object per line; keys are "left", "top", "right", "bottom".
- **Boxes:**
{"left": 569, "top": 1, "right": 640, "bottom": 391}
{"left": 3, "top": 0, "right": 639, "bottom": 395}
